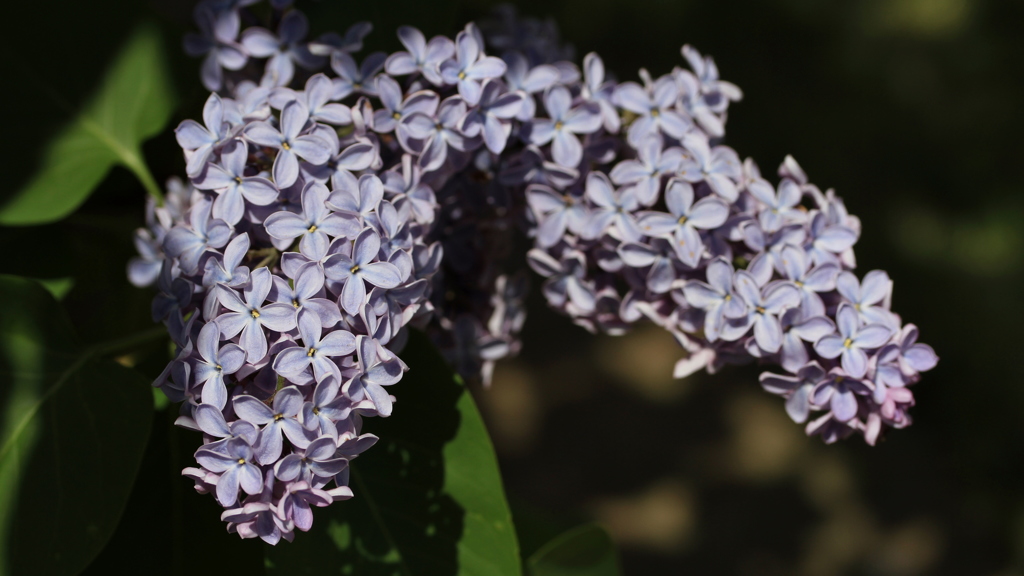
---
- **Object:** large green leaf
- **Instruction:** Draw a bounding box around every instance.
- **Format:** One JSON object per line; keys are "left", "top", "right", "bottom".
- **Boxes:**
{"left": 527, "top": 524, "right": 621, "bottom": 576}
{"left": 265, "top": 332, "right": 521, "bottom": 576}
{"left": 0, "top": 275, "right": 154, "bottom": 576}
{"left": 0, "top": 22, "right": 175, "bottom": 225}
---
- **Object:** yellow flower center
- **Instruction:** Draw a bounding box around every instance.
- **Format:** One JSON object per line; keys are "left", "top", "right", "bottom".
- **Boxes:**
{"left": 250, "top": 309, "right": 261, "bottom": 319}
{"left": 307, "top": 348, "right": 317, "bottom": 357}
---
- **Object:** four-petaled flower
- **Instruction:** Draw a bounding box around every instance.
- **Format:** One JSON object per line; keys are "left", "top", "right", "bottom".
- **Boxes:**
{"left": 233, "top": 386, "right": 312, "bottom": 465}
{"left": 244, "top": 100, "right": 333, "bottom": 188}
{"left": 323, "top": 228, "right": 404, "bottom": 315}
{"left": 192, "top": 138, "right": 279, "bottom": 225}
{"left": 439, "top": 24, "right": 507, "bottom": 105}
{"left": 215, "top": 267, "right": 298, "bottom": 362}
{"left": 195, "top": 438, "right": 264, "bottom": 507}
{"left": 265, "top": 181, "right": 359, "bottom": 260}
{"left": 528, "top": 85, "right": 601, "bottom": 167}
{"left": 194, "top": 321, "right": 246, "bottom": 409}
{"left": 814, "top": 303, "right": 893, "bottom": 378}
{"left": 273, "top": 308, "right": 356, "bottom": 383}
{"left": 638, "top": 179, "right": 729, "bottom": 267}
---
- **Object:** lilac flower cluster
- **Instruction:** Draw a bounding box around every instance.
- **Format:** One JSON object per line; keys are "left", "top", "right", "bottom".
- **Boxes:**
{"left": 129, "top": 0, "right": 936, "bottom": 543}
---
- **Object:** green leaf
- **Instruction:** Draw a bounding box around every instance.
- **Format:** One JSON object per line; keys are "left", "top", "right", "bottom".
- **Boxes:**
{"left": 34, "top": 277, "right": 75, "bottom": 301}
{"left": 0, "top": 22, "right": 175, "bottom": 225}
{"left": 265, "top": 332, "right": 521, "bottom": 576}
{"left": 527, "top": 524, "right": 621, "bottom": 576}
{"left": 0, "top": 275, "right": 154, "bottom": 576}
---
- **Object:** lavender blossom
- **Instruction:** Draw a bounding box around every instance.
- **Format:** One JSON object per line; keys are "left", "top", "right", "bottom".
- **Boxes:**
{"left": 244, "top": 100, "right": 333, "bottom": 188}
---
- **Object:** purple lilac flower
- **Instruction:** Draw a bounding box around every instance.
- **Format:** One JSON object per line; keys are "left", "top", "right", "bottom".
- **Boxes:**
{"left": 778, "top": 245, "right": 838, "bottom": 317}
{"left": 806, "top": 211, "right": 859, "bottom": 266}
{"left": 269, "top": 74, "right": 352, "bottom": 125}
{"left": 241, "top": 10, "right": 322, "bottom": 87}
{"left": 681, "top": 257, "right": 748, "bottom": 342}
{"left": 528, "top": 86, "right": 601, "bottom": 167}
{"left": 164, "top": 199, "right": 232, "bottom": 274}
{"left": 269, "top": 263, "right": 342, "bottom": 328}
{"left": 277, "top": 480, "right": 334, "bottom": 532}
{"left": 893, "top": 324, "right": 938, "bottom": 376}
{"left": 760, "top": 361, "right": 827, "bottom": 423}
{"left": 609, "top": 136, "right": 684, "bottom": 207}
{"left": 581, "top": 52, "right": 620, "bottom": 133}
{"left": 300, "top": 376, "right": 356, "bottom": 440}
{"left": 175, "top": 93, "right": 233, "bottom": 177}
{"left": 403, "top": 96, "right": 475, "bottom": 171}
{"left": 203, "top": 232, "right": 250, "bottom": 291}
{"left": 460, "top": 80, "right": 524, "bottom": 154}
{"left": 273, "top": 308, "right": 356, "bottom": 383}
{"left": 731, "top": 271, "right": 801, "bottom": 353}
{"left": 184, "top": 4, "right": 248, "bottom": 91}
{"left": 244, "top": 100, "right": 333, "bottom": 188}
{"left": 194, "top": 403, "right": 258, "bottom": 450}
{"left": 835, "top": 270, "right": 898, "bottom": 329}
{"left": 195, "top": 438, "right": 264, "bottom": 507}
{"left": 194, "top": 321, "right": 246, "bottom": 409}
{"left": 215, "top": 267, "right": 298, "bottom": 362}
{"left": 439, "top": 24, "right": 507, "bottom": 105}
{"left": 385, "top": 26, "right": 455, "bottom": 86}
{"left": 527, "top": 249, "right": 596, "bottom": 314}
{"left": 582, "top": 172, "right": 643, "bottom": 242}
{"left": 274, "top": 436, "right": 349, "bottom": 484}
{"left": 814, "top": 304, "right": 893, "bottom": 378}
{"left": 330, "top": 51, "right": 387, "bottom": 99}
{"left": 373, "top": 75, "right": 440, "bottom": 135}
{"left": 192, "top": 138, "right": 279, "bottom": 224}
{"left": 323, "top": 228, "right": 403, "bottom": 315}
{"left": 613, "top": 75, "right": 690, "bottom": 146}
{"left": 265, "top": 182, "right": 359, "bottom": 259}
{"left": 233, "top": 386, "right": 312, "bottom": 464}
{"left": 502, "top": 51, "right": 560, "bottom": 120}
{"left": 677, "top": 133, "right": 742, "bottom": 203}
{"left": 342, "top": 336, "right": 404, "bottom": 417}
{"left": 812, "top": 368, "right": 873, "bottom": 423}
{"left": 638, "top": 179, "right": 729, "bottom": 267}
{"left": 526, "top": 185, "right": 588, "bottom": 248}
{"left": 326, "top": 174, "right": 384, "bottom": 224}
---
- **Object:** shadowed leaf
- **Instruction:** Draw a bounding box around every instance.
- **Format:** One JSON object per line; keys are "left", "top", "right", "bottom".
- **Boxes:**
{"left": 265, "top": 332, "right": 521, "bottom": 576}
{"left": 528, "top": 524, "right": 620, "bottom": 576}
{"left": 0, "top": 275, "right": 153, "bottom": 576}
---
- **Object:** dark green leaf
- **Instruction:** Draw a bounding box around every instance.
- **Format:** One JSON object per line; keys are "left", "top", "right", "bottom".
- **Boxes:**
{"left": 527, "top": 524, "right": 621, "bottom": 576}
{"left": 0, "top": 275, "right": 153, "bottom": 576}
{"left": 0, "top": 22, "right": 175, "bottom": 225}
{"left": 265, "top": 332, "right": 521, "bottom": 576}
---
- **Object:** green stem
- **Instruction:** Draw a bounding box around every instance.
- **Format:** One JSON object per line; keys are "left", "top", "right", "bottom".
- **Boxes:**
{"left": 121, "top": 149, "right": 165, "bottom": 206}
{"left": 90, "top": 325, "right": 168, "bottom": 358}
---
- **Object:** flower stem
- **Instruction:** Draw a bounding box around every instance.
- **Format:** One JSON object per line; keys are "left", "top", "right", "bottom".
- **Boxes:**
{"left": 90, "top": 325, "right": 168, "bottom": 358}
{"left": 121, "top": 150, "right": 165, "bottom": 206}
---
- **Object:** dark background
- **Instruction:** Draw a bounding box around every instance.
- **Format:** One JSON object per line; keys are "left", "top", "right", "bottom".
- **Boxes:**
{"left": 2, "top": 0, "right": 1022, "bottom": 574}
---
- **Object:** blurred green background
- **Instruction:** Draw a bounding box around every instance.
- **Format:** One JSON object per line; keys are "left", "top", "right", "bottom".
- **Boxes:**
{"left": 2, "top": 0, "right": 1022, "bottom": 574}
